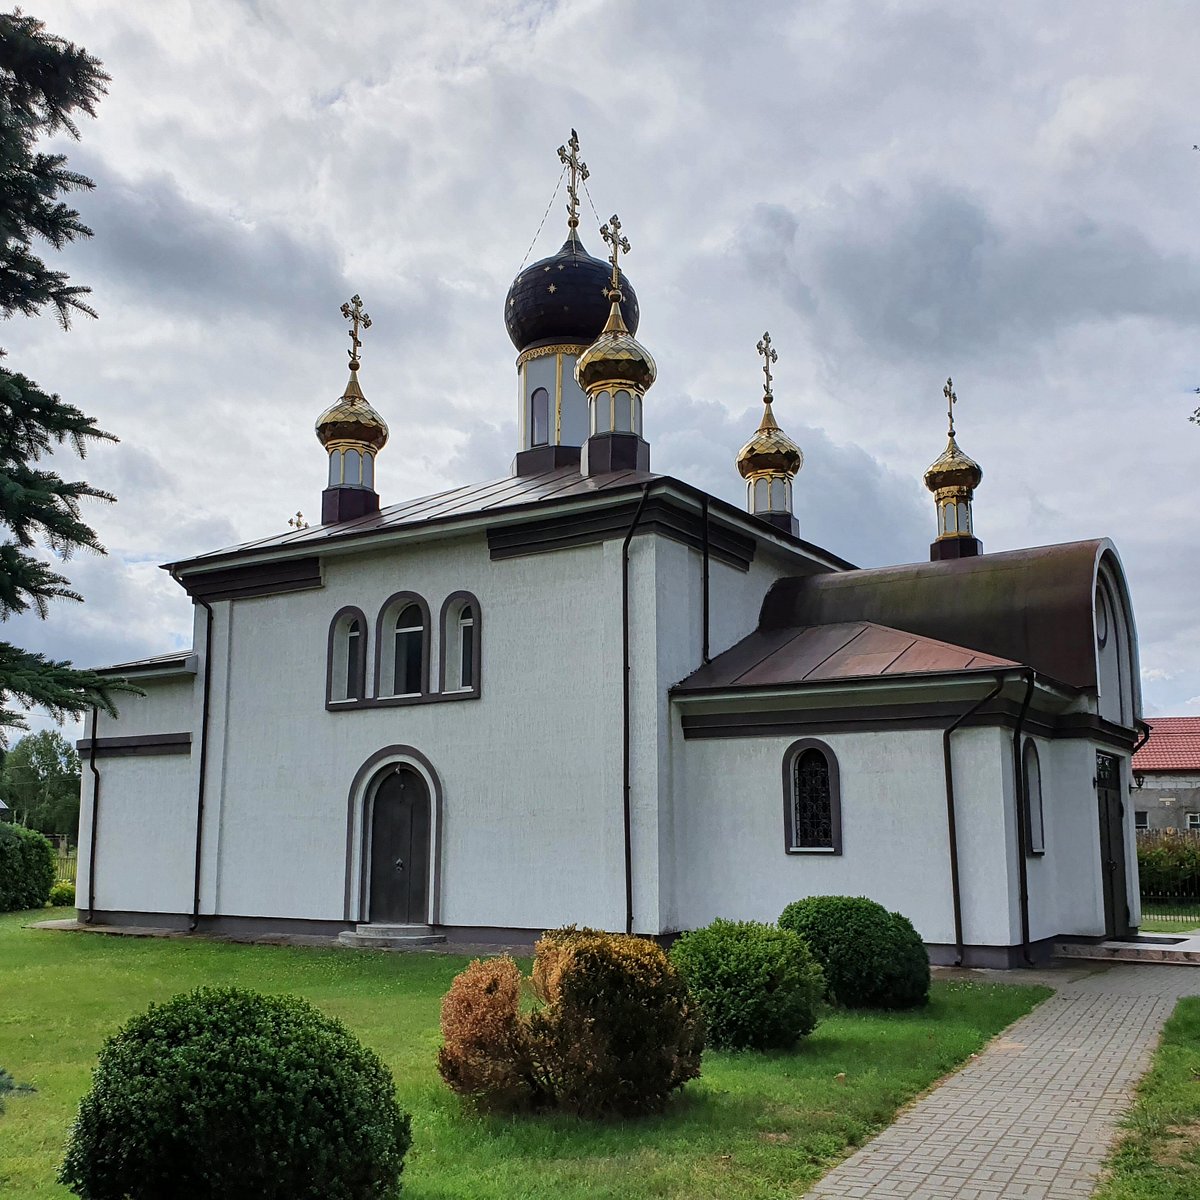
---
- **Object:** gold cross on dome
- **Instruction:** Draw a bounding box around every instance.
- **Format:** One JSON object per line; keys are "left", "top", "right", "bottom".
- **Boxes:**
{"left": 756, "top": 331, "right": 778, "bottom": 400}
{"left": 557, "top": 128, "right": 589, "bottom": 230}
{"left": 340, "top": 294, "right": 372, "bottom": 370}
{"left": 944, "top": 377, "right": 957, "bottom": 437}
{"left": 600, "top": 213, "right": 630, "bottom": 297}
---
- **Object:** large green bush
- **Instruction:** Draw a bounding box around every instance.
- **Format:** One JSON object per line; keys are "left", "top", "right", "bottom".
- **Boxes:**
{"left": 779, "top": 895, "right": 930, "bottom": 1010}
{"left": 439, "top": 927, "right": 703, "bottom": 1117}
{"left": 0, "top": 822, "right": 55, "bottom": 911}
{"left": 670, "top": 918, "right": 825, "bottom": 1050}
{"left": 1137, "top": 833, "right": 1200, "bottom": 896}
{"left": 60, "top": 987, "right": 412, "bottom": 1200}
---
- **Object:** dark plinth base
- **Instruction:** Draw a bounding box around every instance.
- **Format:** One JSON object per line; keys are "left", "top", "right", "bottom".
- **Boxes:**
{"left": 513, "top": 444, "right": 582, "bottom": 477}
{"left": 755, "top": 511, "right": 799, "bottom": 537}
{"left": 322, "top": 486, "right": 380, "bottom": 524}
{"left": 930, "top": 536, "right": 982, "bottom": 561}
{"left": 581, "top": 432, "right": 650, "bottom": 477}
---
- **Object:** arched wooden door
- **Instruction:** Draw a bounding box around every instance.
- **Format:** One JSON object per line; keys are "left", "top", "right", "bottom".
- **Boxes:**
{"left": 368, "top": 767, "right": 430, "bottom": 924}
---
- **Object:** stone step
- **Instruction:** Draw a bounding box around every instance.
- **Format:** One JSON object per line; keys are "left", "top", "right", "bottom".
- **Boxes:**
{"left": 1054, "top": 940, "right": 1200, "bottom": 966}
{"left": 338, "top": 923, "right": 446, "bottom": 950}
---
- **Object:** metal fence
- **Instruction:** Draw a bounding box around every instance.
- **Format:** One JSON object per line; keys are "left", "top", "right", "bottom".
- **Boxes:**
{"left": 1136, "top": 829, "right": 1200, "bottom": 925}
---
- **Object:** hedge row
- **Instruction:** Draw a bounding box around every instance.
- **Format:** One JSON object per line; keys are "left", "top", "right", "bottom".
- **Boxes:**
{"left": 1137, "top": 834, "right": 1200, "bottom": 895}
{"left": 0, "top": 822, "right": 55, "bottom": 911}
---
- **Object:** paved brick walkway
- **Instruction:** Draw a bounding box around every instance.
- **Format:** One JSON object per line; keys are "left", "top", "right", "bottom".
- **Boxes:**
{"left": 807, "top": 964, "right": 1200, "bottom": 1199}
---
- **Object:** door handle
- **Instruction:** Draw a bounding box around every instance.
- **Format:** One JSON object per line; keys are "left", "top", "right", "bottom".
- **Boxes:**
{"left": 394, "top": 858, "right": 405, "bottom": 872}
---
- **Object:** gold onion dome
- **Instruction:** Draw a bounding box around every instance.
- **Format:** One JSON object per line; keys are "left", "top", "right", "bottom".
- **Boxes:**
{"left": 576, "top": 297, "right": 657, "bottom": 393}
{"left": 737, "top": 400, "right": 803, "bottom": 479}
{"left": 923, "top": 433, "right": 981, "bottom": 493}
{"left": 315, "top": 370, "right": 389, "bottom": 451}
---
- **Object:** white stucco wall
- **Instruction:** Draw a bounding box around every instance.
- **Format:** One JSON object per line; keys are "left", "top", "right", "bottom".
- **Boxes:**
{"left": 80, "top": 674, "right": 199, "bottom": 914}
{"left": 669, "top": 724, "right": 1018, "bottom": 948}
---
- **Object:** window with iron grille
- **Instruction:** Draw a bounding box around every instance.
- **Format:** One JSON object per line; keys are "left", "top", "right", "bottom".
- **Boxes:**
{"left": 782, "top": 740, "right": 842, "bottom": 855}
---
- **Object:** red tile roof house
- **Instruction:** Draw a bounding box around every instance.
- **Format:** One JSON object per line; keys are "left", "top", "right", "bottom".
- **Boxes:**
{"left": 1132, "top": 718, "right": 1200, "bottom": 832}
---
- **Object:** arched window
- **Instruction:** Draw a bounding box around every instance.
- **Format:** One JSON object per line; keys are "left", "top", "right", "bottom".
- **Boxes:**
{"left": 1023, "top": 739, "right": 1045, "bottom": 855}
{"left": 439, "top": 591, "right": 482, "bottom": 697}
{"left": 531, "top": 387, "right": 550, "bottom": 447}
{"left": 374, "top": 593, "right": 430, "bottom": 701}
{"left": 782, "top": 739, "right": 842, "bottom": 855}
{"left": 327, "top": 607, "right": 368, "bottom": 706}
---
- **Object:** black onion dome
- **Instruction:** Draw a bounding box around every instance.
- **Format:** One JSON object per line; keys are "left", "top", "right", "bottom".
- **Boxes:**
{"left": 505, "top": 231, "right": 639, "bottom": 352}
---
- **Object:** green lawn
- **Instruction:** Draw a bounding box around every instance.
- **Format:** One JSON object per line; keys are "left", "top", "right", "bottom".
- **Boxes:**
{"left": 0, "top": 910, "right": 1048, "bottom": 1199}
{"left": 1095, "top": 996, "right": 1200, "bottom": 1199}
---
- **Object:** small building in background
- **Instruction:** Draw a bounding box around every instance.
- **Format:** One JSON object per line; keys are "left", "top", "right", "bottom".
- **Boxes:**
{"left": 1132, "top": 718, "right": 1200, "bottom": 832}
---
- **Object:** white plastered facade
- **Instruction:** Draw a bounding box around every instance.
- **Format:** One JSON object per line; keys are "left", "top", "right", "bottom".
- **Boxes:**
{"left": 79, "top": 502, "right": 1143, "bottom": 965}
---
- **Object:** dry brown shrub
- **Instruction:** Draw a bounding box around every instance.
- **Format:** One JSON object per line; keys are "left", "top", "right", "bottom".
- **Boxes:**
{"left": 436, "top": 956, "right": 539, "bottom": 1110}
{"left": 439, "top": 929, "right": 704, "bottom": 1118}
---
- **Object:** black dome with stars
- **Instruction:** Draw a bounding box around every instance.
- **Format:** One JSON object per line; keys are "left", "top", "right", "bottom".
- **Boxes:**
{"left": 504, "top": 231, "right": 639, "bottom": 353}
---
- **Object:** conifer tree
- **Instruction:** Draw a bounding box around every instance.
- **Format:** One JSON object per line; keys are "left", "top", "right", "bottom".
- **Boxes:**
{"left": 0, "top": 10, "right": 132, "bottom": 738}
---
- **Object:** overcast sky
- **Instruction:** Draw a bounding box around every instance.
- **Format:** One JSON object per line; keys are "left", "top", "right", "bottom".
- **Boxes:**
{"left": 7, "top": 0, "right": 1200, "bottom": 739}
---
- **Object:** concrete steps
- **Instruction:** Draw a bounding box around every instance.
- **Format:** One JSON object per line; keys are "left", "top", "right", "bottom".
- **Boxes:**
{"left": 337, "top": 923, "right": 446, "bottom": 950}
{"left": 1054, "top": 935, "right": 1200, "bottom": 966}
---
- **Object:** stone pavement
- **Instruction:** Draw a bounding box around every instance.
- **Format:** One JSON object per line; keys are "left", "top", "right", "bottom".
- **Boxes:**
{"left": 807, "top": 963, "right": 1200, "bottom": 1199}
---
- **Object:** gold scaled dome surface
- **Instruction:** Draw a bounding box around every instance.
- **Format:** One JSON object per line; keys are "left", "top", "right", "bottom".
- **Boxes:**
{"left": 737, "top": 402, "right": 803, "bottom": 479}
{"left": 315, "top": 371, "right": 389, "bottom": 451}
{"left": 923, "top": 433, "right": 982, "bottom": 493}
{"left": 575, "top": 299, "right": 657, "bottom": 394}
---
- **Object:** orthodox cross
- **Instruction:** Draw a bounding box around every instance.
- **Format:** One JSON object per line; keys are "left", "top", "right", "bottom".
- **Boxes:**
{"left": 757, "top": 331, "right": 778, "bottom": 400}
{"left": 557, "top": 128, "right": 589, "bottom": 230}
{"left": 600, "top": 213, "right": 630, "bottom": 297}
{"left": 944, "top": 377, "right": 957, "bottom": 437}
{"left": 287, "top": 511, "right": 308, "bottom": 530}
{"left": 340, "top": 294, "right": 372, "bottom": 370}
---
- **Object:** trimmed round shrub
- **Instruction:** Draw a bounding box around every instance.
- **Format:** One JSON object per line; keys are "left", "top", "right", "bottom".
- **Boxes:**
{"left": 49, "top": 880, "right": 76, "bottom": 907}
{"left": 670, "top": 918, "right": 825, "bottom": 1050}
{"left": 779, "top": 895, "right": 930, "bottom": 1010}
{"left": 0, "top": 823, "right": 55, "bottom": 911}
{"left": 60, "top": 986, "right": 412, "bottom": 1200}
{"left": 439, "top": 927, "right": 703, "bottom": 1117}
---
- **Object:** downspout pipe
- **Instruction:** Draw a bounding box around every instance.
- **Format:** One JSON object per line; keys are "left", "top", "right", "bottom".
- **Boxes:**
{"left": 1011, "top": 669, "right": 1036, "bottom": 965}
{"left": 85, "top": 706, "right": 100, "bottom": 923}
{"left": 700, "top": 495, "right": 711, "bottom": 665}
{"left": 621, "top": 483, "right": 652, "bottom": 936}
{"left": 188, "top": 591, "right": 215, "bottom": 933}
{"left": 943, "top": 672, "right": 1009, "bottom": 966}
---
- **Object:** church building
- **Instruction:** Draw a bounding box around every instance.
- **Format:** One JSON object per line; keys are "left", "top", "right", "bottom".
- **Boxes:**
{"left": 77, "top": 135, "right": 1144, "bottom": 967}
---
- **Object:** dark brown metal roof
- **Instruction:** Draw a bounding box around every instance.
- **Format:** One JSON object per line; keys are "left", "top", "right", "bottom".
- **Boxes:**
{"left": 760, "top": 539, "right": 1122, "bottom": 692}
{"left": 164, "top": 467, "right": 855, "bottom": 575}
{"left": 675, "top": 621, "right": 1017, "bottom": 694}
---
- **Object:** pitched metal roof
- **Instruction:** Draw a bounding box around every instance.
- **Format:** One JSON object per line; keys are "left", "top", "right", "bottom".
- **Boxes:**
{"left": 164, "top": 467, "right": 855, "bottom": 574}
{"left": 674, "top": 621, "right": 1018, "bottom": 695}
{"left": 1133, "top": 718, "right": 1200, "bottom": 772}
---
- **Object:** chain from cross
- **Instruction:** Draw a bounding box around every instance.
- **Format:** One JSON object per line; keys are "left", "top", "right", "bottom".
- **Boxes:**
{"left": 944, "top": 377, "right": 957, "bottom": 436}
{"left": 756, "top": 331, "right": 778, "bottom": 400}
{"left": 599, "top": 213, "right": 630, "bottom": 298}
{"left": 557, "top": 128, "right": 589, "bottom": 230}
{"left": 340, "top": 294, "right": 372, "bottom": 369}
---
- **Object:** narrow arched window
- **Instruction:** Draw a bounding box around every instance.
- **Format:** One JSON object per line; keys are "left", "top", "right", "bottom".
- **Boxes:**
{"left": 783, "top": 740, "right": 842, "bottom": 854}
{"left": 394, "top": 604, "right": 425, "bottom": 696}
{"left": 327, "top": 607, "right": 368, "bottom": 706}
{"left": 439, "top": 592, "right": 482, "bottom": 697}
{"left": 1023, "top": 740, "right": 1045, "bottom": 855}
{"left": 373, "top": 593, "right": 430, "bottom": 700}
{"left": 531, "top": 387, "right": 550, "bottom": 447}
